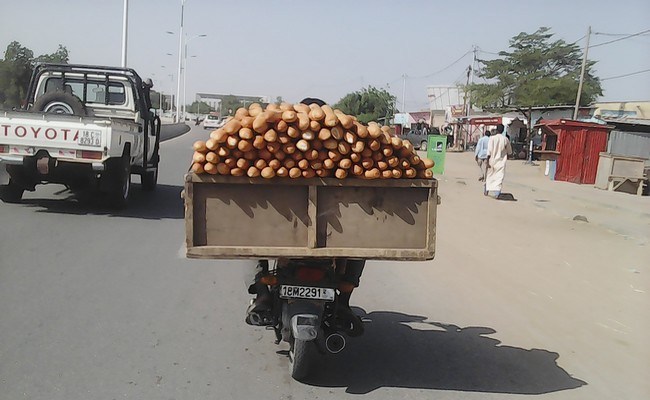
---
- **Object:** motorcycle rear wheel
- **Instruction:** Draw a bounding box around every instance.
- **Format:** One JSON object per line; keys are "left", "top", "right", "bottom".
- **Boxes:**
{"left": 289, "top": 338, "right": 313, "bottom": 380}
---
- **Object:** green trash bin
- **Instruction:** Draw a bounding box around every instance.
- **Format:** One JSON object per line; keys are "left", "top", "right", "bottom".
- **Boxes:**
{"left": 426, "top": 135, "right": 447, "bottom": 174}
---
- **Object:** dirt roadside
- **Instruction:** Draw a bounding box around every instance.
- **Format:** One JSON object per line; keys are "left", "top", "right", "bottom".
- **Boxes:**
{"left": 406, "top": 151, "right": 649, "bottom": 398}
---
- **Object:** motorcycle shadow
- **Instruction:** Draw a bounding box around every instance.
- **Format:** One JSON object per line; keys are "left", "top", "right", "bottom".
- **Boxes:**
{"left": 302, "top": 309, "right": 586, "bottom": 395}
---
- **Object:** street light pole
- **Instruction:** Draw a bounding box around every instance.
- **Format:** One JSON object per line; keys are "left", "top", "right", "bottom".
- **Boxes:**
{"left": 401, "top": 74, "right": 406, "bottom": 112}
{"left": 168, "top": 73, "right": 174, "bottom": 112}
{"left": 121, "top": 0, "right": 128, "bottom": 67}
{"left": 182, "top": 35, "right": 206, "bottom": 119}
{"left": 175, "top": 0, "right": 186, "bottom": 123}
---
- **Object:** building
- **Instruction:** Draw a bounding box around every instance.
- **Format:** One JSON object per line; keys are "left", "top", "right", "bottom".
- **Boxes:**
{"left": 426, "top": 85, "right": 467, "bottom": 129}
{"left": 195, "top": 93, "right": 270, "bottom": 112}
{"left": 393, "top": 111, "right": 432, "bottom": 135}
{"left": 426, "top": 85, "right": 465, "bottom": 111}
{"left": 593, "top": 101, "right": 650, "bottom": 120}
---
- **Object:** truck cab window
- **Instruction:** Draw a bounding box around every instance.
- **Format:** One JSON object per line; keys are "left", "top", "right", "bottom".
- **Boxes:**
{"left": 42, "top": 78, "right": 125, "bottom": 106}
{"left": 86, "top": 82, "right": 126, "bottom": 105}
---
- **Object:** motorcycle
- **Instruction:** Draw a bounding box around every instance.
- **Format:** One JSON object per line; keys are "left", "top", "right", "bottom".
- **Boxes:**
{"left": 246, "top": 258, "right": 365, "bottom": 379}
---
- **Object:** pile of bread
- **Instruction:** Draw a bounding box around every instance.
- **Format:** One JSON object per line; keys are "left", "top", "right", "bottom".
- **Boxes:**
{"left": 192, "top": 102, "right": 434, "bottom": 179}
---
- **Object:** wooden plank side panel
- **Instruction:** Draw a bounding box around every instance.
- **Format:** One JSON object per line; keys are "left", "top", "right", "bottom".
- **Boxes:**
{"left": 186, "top": 246, "right": 433, "bottom": 261}
{"left": 184, "top": 177, "right": 195, "bottom": 248}
{"left": 189, "top": 173, "right": 435, "bottom": 189}
{"left": 307, "top": 186, "right": 317, "bottom": 249}
{"left": 316, "top": 186, "right": 429, "bottom": 249}
{"left": 427, "top": 184, "right": 438, "bottom": 256}
{"left": 197, "top": 183, "right": 310, "bottom": 248}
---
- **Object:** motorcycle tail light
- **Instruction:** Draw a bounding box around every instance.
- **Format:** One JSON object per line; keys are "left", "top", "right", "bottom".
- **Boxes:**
{"left": 296, "top": 267, "right": 325, "bottom": 282}
{"left": 260, "top": 275, "right": 278, "bottom": 286}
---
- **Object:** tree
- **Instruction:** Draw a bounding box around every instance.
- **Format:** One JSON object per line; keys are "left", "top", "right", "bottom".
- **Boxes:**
{"left": 0, "top": 41, "right": 70, "bottom": 109}
{"left": 334, "top": 86, "right": 396, "bottom": 125}
{"left": 219, "top": 95, "right": 243, "bottom": 116}
{"left": 468, "top": 27, "right": 602, "bottom": 112}
{"left": 0, "top": 41, "right": 34, "bottom": 109}
{"left": 186, "top": 100, "right": 214, "bottom": 114}
{"left": 34, "top": 44, "right": 69, "bottom": 64}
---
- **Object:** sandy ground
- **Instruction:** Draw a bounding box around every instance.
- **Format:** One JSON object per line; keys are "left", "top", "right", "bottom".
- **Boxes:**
{"left": 382, "top": 151, "right": 650, "bottom": 398}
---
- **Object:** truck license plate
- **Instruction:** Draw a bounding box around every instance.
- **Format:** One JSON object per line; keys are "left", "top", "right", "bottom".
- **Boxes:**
{"left": 280, "top": 285, "right": 335, "bottom": 301}
{"left": 78, "top": 130, "right": 102, "bottom": 147}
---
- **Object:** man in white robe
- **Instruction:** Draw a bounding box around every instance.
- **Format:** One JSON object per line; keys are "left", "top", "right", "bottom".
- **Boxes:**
{"left": 485, "top": 124, "right": 512, "bottom": 197}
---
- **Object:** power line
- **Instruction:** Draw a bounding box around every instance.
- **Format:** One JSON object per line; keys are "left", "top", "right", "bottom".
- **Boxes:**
{"left": 590, "top": 28, "right": 650, "bottom": 48}
{"left": 477, "top": 47, "right": 500, "bottom": 56}
{"left": 569, "top": 35, "right": 586, "bottom": 45}
{"left": 407, "top": 49, "right": 472, "bottom": 80}
{"left": 594, "top": 31, "right": 650, "bottom": 37}
{"left": 601, "top": 68, "right": 650, "bottom": 81}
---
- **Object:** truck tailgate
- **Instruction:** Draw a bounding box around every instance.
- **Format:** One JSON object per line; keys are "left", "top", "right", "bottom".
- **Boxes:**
{"left": 184, "top": 174, "right": 437, "bottom": 261}
{"left": 0, "top": 112, "right": 108, "bottom": 155}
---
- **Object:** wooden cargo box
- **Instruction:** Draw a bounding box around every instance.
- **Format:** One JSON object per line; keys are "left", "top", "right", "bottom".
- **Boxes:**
{"left": 184, "top": 174, "right": 437, "bottom": 260}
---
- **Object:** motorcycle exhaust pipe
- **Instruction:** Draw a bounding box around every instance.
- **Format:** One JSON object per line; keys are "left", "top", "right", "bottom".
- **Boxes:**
{"left": 325, "top": 333, "right": 346, "bottom": 354}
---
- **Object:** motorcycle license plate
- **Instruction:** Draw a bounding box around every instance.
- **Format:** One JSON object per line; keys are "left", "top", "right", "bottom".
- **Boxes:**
{"left": 280, "top": 285, "right": 335, "bottom": 301}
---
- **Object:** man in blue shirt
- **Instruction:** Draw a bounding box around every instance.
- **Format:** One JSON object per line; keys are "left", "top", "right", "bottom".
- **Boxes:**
{"left": 475, "top": 129, "right": 491, "bottom": 181}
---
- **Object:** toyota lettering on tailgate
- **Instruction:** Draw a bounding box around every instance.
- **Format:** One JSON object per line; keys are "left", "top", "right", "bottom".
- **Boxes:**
{"left": 2, "top": 124, "right": 102, "bottom": 146}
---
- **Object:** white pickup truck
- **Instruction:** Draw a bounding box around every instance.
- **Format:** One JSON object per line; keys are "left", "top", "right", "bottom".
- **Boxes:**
{"left": 0, "top": 63, "right": 161, "bottom": 208}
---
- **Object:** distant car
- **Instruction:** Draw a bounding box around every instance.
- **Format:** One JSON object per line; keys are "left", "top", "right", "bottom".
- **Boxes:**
{"left": 402, "top": 127, "right": 440, "bottom": 151}
{"left": 203, "top": 114, "right": 224, "bottom": 130}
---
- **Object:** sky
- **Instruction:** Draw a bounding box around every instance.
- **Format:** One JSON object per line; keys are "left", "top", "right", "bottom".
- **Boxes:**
{"left": 1, "top": 0, "right": 649, "bottom": 111}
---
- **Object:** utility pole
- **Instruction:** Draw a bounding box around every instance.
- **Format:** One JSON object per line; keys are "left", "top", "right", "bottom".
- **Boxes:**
{"left": 573, "top": 26, "right": 591, "bottom": 120}
{"left": 466, "top": 45, "right": 478, "bottom": 151}
{"left": 461, "top": 58, "right": 473, "bottom": 151}
{"left": 467, "top": 45, "right": 477, "bottom": 118}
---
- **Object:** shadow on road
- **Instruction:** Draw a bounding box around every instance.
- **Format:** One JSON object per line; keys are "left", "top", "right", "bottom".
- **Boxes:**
{"left": 302, "top": 309, "right": 586, "bottom": 395}
{"left": 21, "top": 183, "right": 184, "bottom": 220}
{"left": 497, "top": 192, "right": 517, "bottom": 201}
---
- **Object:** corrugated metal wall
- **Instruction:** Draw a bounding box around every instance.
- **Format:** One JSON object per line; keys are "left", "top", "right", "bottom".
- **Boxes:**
{"left": 608, "top": 130, "right": 650, "bottom": 165}
{"left": 582, "top": 130, "right": 609, "bottom": 184}
{"left": 555, "top": 127, "right": 608, "bottom": 184}
{"left": 556, "top": 130, "right": 584, "bottom": 183}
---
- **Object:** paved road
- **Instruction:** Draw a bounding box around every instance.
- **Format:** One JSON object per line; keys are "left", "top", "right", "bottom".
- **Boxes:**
{"left": 1, "top": 126, "right": 648, "bottom": 399}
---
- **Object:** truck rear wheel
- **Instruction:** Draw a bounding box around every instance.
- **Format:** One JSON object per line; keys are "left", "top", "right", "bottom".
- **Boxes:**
{"left": 106, "top": 155, "right": 131, "bottom": 209}
{"left": 0, "top": 180, "right": 24, "bottom": 203}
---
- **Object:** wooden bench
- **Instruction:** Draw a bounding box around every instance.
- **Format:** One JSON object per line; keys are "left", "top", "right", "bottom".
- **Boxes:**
{"left": 607, "top": 175, "right": 646, "bottom": 196}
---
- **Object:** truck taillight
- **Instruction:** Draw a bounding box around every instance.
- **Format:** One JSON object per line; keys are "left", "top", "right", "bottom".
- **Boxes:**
{"left": 76, "top": 150, "right": 103, "bottom": 160}
{"left": 0, "top": 145, "right": 7, "bottom": 153}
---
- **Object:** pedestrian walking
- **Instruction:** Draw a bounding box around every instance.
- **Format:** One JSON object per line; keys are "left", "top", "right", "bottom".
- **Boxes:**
{"left": 485, "top": 124, "right": 512, "bottom": 198}
{"left": 474, "top": 129, "right": 490, "bottom": 181}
